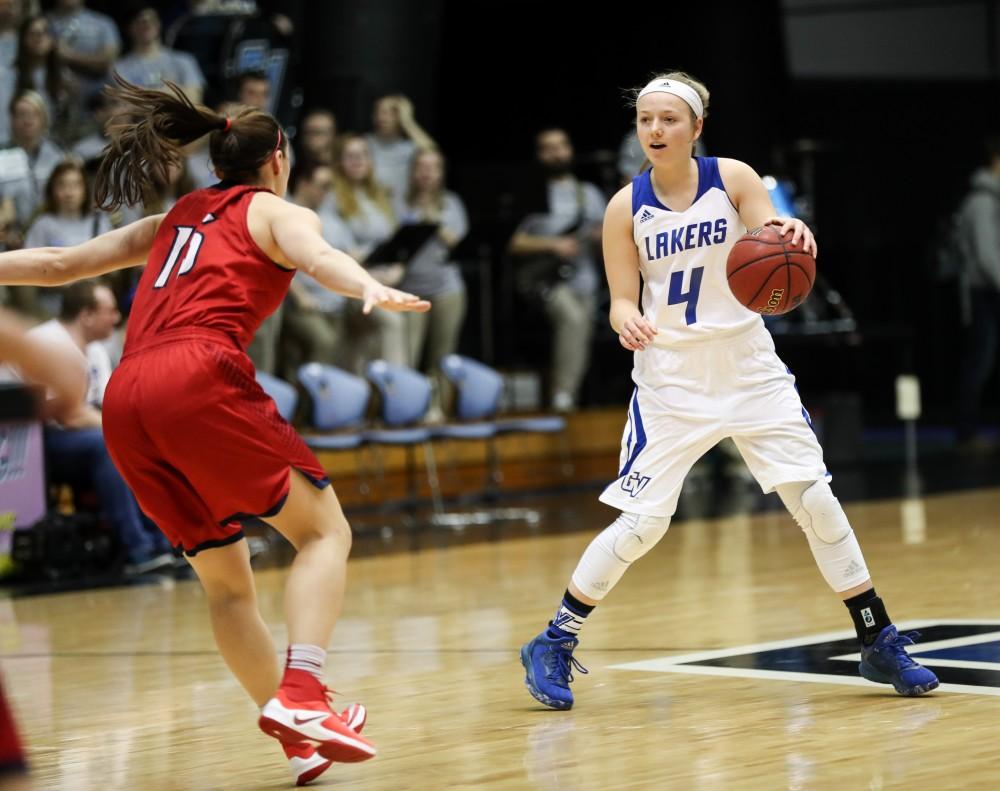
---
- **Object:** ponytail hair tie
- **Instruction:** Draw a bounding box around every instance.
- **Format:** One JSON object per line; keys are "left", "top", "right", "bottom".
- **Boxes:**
{"left": 221, "top": 117, "right": 232, "bottom": 133}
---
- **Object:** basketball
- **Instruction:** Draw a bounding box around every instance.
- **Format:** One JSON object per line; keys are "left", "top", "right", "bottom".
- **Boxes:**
{"left": 726, "top": 224, "right": 816, "bottom": 315}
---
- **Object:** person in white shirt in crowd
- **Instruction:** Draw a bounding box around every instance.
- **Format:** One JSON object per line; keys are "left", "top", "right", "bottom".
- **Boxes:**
{"left": 509, "top": 128, "right": 606, "bottom": 412}
{"left": 46, "top": 0, "right": 120, "bottom": 102}
{"left": 396, "top": 148, "right": 468, "bottom": 412}
{"left": 23, "top": 280, "right": 175, "bottom": 575}
{"left": 113, "top": 5, "right": 205, "bottom": 103}
{"left": 330, "top": 132, "right": 407, "bottom": 370}
{"left": 366, "top": 93, "right": 436, "bottom": 202}
{"left": 0, "top": 90, "right": 66, "bottom": 241}
{"left": 1, "top": 15, "right": 79, "bottom": 146}
{"left": 18, "top": 159, "right": 111, "bottom": 317}
{"left": 296, "top": 107, "right": 336, "bottom": 167}
{"left": 282, "top": 159, "right": 357, "bottom": 378}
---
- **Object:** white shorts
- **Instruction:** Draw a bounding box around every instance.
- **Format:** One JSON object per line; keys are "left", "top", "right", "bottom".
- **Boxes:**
{"left": 599, "top": 324, "right": 829, "bottom": 517}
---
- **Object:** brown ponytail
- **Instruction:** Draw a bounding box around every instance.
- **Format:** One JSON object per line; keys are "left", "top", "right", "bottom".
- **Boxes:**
{"left": 94, "top": 73, "right": 285, "bottom": 211}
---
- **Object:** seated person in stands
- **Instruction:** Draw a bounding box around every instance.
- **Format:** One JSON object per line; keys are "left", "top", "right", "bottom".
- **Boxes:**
{"left": 22, "top": 281, "right": 174, "bottom": 574}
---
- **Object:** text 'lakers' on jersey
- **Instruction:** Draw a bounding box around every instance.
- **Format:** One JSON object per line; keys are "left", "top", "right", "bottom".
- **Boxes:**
{"left": 632, "top": 157, "right": 759, "bottom": 347}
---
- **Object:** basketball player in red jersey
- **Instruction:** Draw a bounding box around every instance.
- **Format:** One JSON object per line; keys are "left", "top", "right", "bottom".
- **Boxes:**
{"left": 0, "top": 76, "right": 430, "bottom": 785}
{"left": 0, "top": 309, "right": 86, "bottom": 791}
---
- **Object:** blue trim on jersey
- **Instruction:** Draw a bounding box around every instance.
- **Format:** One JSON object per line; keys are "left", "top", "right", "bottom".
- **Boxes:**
{"left": 618, "top": 389, "right": 647, "bottom": 477}
{"left": 694, "top": 157, "right": 724, "bottom": 203}
{"left": 633, "top": 157, "right": 724, "bottom": 216}
{"left": 632, "top": 170, "right": 668, "bottom": 215}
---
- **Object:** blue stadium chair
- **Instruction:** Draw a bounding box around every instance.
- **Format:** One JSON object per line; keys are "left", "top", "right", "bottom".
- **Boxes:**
{"left": 364, "top": 360, "right": 443, "bottom": 516}
{"left": 256, "top": 371, "right": 298, "bottom": 422}
{"left": 297, "top": 363, "right": 369, "bottom": 451}
{"left": 433, "top": 354, "right": 555, "bottom": 526}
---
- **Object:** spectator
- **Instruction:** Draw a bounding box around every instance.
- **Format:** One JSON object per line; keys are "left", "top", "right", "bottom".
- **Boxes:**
{"left": 0, "top": 90, "right": 66, "bottom": 236}
{"left": 956, "top": 134, "right": 1000, "bottom": 451}
{"left": 330, "top": 133, "right": 407, "bottom": 369}
{"left": 0, "top": 0, "right": 23, "bottom": 68}
{"left": 46, "top": 0, "right": 121, "bottom": 102}
{"left": 71, "top": 90, "right": 119, "bottom": 168}
{"left": 296, "top": 107, "right": 336, "bottom": 166}
{"left": 281, "top": 160, "right": 356, "bottom": 377}
{"left": 508, "top": 128, "right": 606, "bottom": 412}
{"left": 397, "top": 148, "right": 468, "bottom": 410}
{"left": 366, "top": 93, "right": 436, "bottom": 202}
{"left": 24, "top": 280, "right": 175, "bottom": 574}
{"left": 19, "top": 160, "right": 112, "bottom": 317}
{"left": 235, "top": 69, "right": 269, "bottom": 111}
{"left": 1, "top": 15, "right": 79, "bottom": 145}
{"left": 113, "top": 5, "right": 205, "bottom": 103}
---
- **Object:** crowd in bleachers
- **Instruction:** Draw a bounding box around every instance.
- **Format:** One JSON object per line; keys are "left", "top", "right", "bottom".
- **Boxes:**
{"left": 1, "top": 1, "right": 625, "bottom": 581}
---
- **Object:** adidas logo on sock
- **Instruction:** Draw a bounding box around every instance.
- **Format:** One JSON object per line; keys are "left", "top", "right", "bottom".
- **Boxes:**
{"left": 638, "top": 208, "right": 655, "bottom": 224}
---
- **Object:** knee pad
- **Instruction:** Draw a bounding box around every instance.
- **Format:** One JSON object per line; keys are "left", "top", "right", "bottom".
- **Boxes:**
{"left": 609, "top": 513, "right": 672, "bottom": 563}
{"left": 789, "top": 479, "right": 851, "bottom": 545}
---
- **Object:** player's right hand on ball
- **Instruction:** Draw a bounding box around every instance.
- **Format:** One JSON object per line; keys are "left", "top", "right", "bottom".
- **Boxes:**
{"left": 619, "top": 315, "right": 657, "bottom": 351}
{"left": 362, "top": 281, "right": 431, "bottom": 314}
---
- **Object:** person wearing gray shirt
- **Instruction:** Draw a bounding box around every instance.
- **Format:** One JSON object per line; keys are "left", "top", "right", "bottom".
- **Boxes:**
{"left": 47, "top": 0, "right": 121, "bottom": 101}
{"left": 509, "top": 128, "right": 606, "bottom": 412}
{"left": 282, "top": 161, "right": 354, "bottom": 377}
{"left": 326, "top": 134, "right": 409, "bottom": 372}
{"left": 366, "top": 94, "right": 437, "bottom": 203}
{"left": 0, "top": 90, "right": 66, "bottom": 233}
{"left": 114, "top": 7, "right": 205, "bottom": 102}
{"left": 397, "top": 149, "right": 468, "bottom": 412}
{"left": 956, "top": 135, "right": 1000, "bottom": 448}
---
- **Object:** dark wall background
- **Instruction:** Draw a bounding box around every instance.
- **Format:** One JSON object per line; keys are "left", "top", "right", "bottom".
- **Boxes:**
{"left": 122, "top": 0, "right": 1000, "bottom": 423}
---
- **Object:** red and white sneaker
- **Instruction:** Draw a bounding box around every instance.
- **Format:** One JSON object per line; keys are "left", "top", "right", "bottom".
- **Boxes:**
{"left": 283, "top": 704, "right": 367, "bottom": 786}
{"left": 259, "top": 674, "right": 376, "bottom": 764}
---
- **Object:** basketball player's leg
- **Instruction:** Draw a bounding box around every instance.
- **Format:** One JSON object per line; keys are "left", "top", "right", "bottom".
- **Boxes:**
{"left": 260, "top": 468, "right": 352, "bottom": 647}
{"left": 185, "top": 540, "right": 280, "bottom": 707}
{"left": 521, "top": 386, "right": 721, "bottom": 709}
{"left": 731, "top": 344, "right": 938, "bottom": 695}
{"left": 256, "top": 468, "right": 375, "bottom": 763}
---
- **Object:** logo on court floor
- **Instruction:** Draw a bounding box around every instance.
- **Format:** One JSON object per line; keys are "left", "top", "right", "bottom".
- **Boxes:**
{"left": 620, "top": 471, "right": 651, "bottom": 497}
{"left": 610, "top": 621, "right": 1000, "bottom": 696}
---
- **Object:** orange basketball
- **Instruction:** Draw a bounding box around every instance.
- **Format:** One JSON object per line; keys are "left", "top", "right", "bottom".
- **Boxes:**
{"left": 726, "top": 225, "right": 815, "bottom": 315}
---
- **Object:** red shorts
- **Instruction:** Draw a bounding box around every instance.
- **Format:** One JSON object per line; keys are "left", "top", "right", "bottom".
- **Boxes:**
{"left": 103, "top": 328, "right": 329, "bottom": 555}
{"left": 0, "top": 679, "right": 25, "bottom": 774}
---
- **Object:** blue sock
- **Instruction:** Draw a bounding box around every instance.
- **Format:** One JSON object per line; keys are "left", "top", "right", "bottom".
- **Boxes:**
{"left": 546, "top": 590, "right": 596, "bottom": 640}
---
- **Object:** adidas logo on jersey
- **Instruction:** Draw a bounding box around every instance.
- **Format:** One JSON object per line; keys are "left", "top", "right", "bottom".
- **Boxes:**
{"left": 638, "top": 208, "right": 655, "bottom": 224}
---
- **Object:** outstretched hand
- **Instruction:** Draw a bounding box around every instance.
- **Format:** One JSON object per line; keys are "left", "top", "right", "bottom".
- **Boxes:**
{"left": 361, "top": 281, "right": 431, "bottom": 314}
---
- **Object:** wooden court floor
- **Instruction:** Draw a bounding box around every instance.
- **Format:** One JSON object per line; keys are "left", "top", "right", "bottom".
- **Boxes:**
{"left": 3, "top": 485, "right": 999, "bottom": 790}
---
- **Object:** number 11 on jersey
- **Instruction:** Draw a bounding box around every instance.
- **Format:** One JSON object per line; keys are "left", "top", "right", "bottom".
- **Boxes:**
{"left": 154, "top": 226, "right": 205, "bottom": 289}
{"left": 667, "top": 266, "right": 704, "bottom": 325}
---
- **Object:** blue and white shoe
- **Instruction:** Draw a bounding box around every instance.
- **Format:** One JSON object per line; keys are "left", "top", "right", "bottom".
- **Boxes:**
{"left": 520, "top": 632, "right": 588, "bottom": 710}
{"left": 859, "top": 625, "right": 939, "bottom": 696}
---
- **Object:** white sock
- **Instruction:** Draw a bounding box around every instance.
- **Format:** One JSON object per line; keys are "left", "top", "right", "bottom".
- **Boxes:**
{"left": 287, "top": 643, "right": 326, "bottom": 681}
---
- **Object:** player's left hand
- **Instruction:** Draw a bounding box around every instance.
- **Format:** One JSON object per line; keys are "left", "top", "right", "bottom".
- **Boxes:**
{"left": 764, "top": 217, "right": 817, "bottom": 258}
{"left": 362, "top": 281, "right": 431, "bottom": 314}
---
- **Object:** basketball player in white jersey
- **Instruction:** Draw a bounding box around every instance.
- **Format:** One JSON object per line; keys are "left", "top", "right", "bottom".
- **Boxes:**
{"left": 520, "top": 71, "right": 938, "bottom": 709}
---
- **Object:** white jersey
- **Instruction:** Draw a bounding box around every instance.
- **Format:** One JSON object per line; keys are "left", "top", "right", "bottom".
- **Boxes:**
{"left": 632, "top": 157, "right": 760, "bottom": 347}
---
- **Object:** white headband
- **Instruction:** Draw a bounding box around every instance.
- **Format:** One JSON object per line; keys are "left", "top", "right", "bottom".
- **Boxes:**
{"left": 637, "top": 79, "right": 704, "bottom": 119}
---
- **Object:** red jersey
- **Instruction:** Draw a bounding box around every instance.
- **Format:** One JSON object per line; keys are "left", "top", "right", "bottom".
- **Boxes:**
{"left": 124, "top": 183, "right": 293, "bottom": 354}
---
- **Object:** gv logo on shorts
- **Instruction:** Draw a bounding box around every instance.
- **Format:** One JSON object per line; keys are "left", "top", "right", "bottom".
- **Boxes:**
{"left": 621, "top": 471, "right": 651, "bottom": 497}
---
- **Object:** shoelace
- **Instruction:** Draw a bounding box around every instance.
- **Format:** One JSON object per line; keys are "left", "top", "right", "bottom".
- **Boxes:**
{"left": 880, "top": 630, "right": 921, "bottom": 668}
{"left": 544, "top": 645, "right": 589, "bottom": 687}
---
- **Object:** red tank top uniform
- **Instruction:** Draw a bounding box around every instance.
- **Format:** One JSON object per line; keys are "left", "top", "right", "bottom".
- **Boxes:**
{"left": 102, "top": 183, "right": 330, "bottom": 555}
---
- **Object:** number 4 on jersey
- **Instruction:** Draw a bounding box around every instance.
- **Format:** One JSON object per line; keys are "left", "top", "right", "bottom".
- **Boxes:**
{"left": 667, "top": 265, "right": 704, "bottom": 325}
{"left": 154, "top": 226, "right": 205, "bottom": 288}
